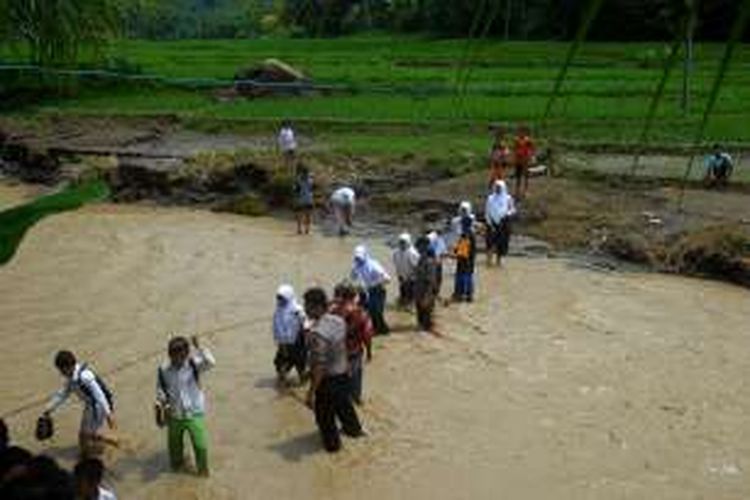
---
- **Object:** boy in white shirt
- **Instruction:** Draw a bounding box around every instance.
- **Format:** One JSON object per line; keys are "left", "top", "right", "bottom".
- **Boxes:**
{"left": 156, "top": 336, "right": 215, "bottom": 476}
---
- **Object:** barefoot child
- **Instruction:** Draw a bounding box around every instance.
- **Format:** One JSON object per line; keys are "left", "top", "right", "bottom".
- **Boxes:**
{"left": 273, "top": 284, "right": 308, "bottom": 385}
{"left": 414, "top": 236, "right": 439, "bottom": 331}
{"left": 294, "top": 166, "right": 314, "bottom": 235}
{"left": 513, "top": 125, "right": 536, "bottom": 199}
{"left": 392, "top": 233, "right": 419, "bottom": 309}
{"left": 41, "top": 351, "right": 117, "bottom": 459}
{"left": 155, "top": 336, "right": 215, "bottom": 476}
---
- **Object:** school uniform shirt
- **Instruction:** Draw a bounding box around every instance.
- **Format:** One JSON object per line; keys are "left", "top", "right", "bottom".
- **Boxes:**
{"left": 273, "top": 301, "right": 306, "bottom": 345}
{"left": 98, "top": 486, "right": 117, "bottom": 500}
{"left": 429, "top": 235, "right": 448, "bottom": 259}
{"left": 278, "top": 127, "right": 297, "bottom": 152}
{"left": 309, "top": 314, "right": 349, "bottom": 377}
{"left": 351, "top": 255, "right": 390, "bottom": 289}
{"left": 46, "top": 364, "right": 112, "bottom": 418}
{"left": 156, "top": 348, "right": 216, "bottom": 419}
{"left": 330, "top": 187, "right": 356, "bottom": 207}
{"left": 392, "top": 246, "right": 420, "bottom": 280}
{"left": 485, "top": 190, "right": 515, "bottom": 225}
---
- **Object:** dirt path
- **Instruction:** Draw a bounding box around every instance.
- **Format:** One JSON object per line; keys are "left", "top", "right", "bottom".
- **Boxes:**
{"left": 1, "top": 196, "right": 748, "bottom": 499}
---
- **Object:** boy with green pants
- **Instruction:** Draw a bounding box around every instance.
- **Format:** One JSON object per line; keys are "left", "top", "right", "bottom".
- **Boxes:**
{"left": 156, "top": 336, "right": 215, "bottom": 476}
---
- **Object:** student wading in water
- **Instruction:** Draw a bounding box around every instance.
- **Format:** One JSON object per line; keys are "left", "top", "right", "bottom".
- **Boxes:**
{"left": 42, "top": 351, "right": 117, "bottom": 458}
{"left": 304, "top": 288, "right": 365, "bottom": 452}
{"left": 272, "top": 284, "right": 308, "bottom": 386}
{"left": 351, "top": 245, "right": 391, "bottom": 335}
{"left": 155, "top": 336, "right": 215, "bottom": 476}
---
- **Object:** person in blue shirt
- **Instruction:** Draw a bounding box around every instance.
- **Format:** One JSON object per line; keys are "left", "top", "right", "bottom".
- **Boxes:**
{"left": 704, "top": 144, "right": 734, "bottom": 188}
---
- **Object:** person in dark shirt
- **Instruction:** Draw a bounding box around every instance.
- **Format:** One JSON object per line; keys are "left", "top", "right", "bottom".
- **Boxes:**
{"left": 414, "top": 236, "right": 439, "bottom": 331}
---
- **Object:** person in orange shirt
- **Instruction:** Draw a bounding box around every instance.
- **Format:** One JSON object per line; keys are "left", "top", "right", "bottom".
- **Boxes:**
{"left": 488, "top": 127, "right": 511, "bottom": 187}
{"left": 513, "top": 125, "right": 535, "bottom": 199}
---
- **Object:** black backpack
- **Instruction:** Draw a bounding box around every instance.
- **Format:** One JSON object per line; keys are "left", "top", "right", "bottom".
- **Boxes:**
{"left": 78, "top": 364, "right": 115, "bottom": 411}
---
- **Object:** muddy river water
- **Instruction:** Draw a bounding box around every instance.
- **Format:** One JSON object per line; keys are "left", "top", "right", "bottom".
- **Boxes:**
{"left": 1, "top": 190, "right": 748, "bottom": 499}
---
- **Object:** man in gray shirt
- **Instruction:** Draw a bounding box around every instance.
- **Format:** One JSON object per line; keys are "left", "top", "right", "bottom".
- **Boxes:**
{"left": 303, "top": 287, "right": 365, "bottom": 452}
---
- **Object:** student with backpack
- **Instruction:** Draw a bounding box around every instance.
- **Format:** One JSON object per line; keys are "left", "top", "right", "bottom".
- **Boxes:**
{"left": 41, "top": 351, "right": 116, "bottom": 458}
{"left": 155, "top": 336, "right": 215, "bottom": 476}
{"left": 452, "top": 217, "right": 477, "bottom": 302}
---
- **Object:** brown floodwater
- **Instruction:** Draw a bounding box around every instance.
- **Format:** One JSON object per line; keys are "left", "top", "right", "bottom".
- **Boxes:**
{"left": 1, "top": 193, "right": 748, "bottom": 499}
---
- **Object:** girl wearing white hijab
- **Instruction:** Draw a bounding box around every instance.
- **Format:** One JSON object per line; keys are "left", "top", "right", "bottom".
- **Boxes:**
{"left": 484, "top": 180, "right": 516, "bottom": 266}
{"left": 351, "top": 245, "right": 391, "bottom": 335}
{"left": 273, "top": 284, "right": 308, "bottom": 385}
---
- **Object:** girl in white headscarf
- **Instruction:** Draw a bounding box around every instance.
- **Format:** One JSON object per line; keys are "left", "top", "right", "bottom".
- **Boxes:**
{"left": 273, "top": 284, "right": 308, "bottom": 385}
{"left": 484, "top": 180, "right": 515, "bottom": 266}
{"left": 351, "top": 245, "right": 391, "bottom": 335}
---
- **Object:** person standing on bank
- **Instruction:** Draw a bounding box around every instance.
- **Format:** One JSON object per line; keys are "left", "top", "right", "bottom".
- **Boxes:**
{"left": 277, "top": 120, "right": 297, "bottom": 175}
{"left": 42, "top": 351, "right": 117, "bottom": 458}
{"left": 304, "top": 288, "right": 365, "bottom": 453}
{"left": 392, "top": 233, "right": 420, "bottom": 309}
{"left": 485, "top": 179, "right": 515, "bottom": 267}
{"left": 155, "top": 336, "right": 215, "bottom": 476}
{"left": 351, "top": 245, "right": 392, "bottom": 335}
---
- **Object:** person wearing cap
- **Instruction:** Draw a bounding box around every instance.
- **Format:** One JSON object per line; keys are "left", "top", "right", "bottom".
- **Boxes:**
{"left": 392, "top": 233, "right": 420, "bottom": 309}
{"left": 330, "top": 281, "right": 373, "bottom": 405}
{"left": 351, "top": 245, "right": 391, "bottom": 335}
{"left": 272, "top": 284, "right": 308, "bottom": 386}
{"left": 329, "top": 186, "right": 356, "bottom": 236}
{"left": 485, "top": 179, "right": 516, "bottom": 267}
{"left": 303, "top": 287, "right": 365, "bottom": 452}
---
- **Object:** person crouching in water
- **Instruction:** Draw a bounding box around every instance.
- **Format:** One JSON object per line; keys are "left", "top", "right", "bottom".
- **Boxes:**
{"left": 273, "top": 284, "right": 308, "bottom": 386}
{"left": 392, "top": 232, "right": 419, "bottom": 309}
{"left": 452, "top": 216, "right": 477, "bottom": 302}
{"left": 484, "top": 179, "right": 516, "bottom": 267}
{"left": 42, "top": 351, "right": 116, "bottom": 458}
{"left": 351, "top": 245, "right": 392, "bottom": 335}
{"left": 329, "top": 186, "right": 356, "bottom": 236}
{"left": 303, "top": 288, "right": 365, "bottom": 452}
{"left": 414, "top": 236, "right": 439, "bottom": 332}
{"left": 330, "top": 281, "right": 373, "bottom": 406}
{"left": 155, "top": 336, "right": 215, "bottom": 476}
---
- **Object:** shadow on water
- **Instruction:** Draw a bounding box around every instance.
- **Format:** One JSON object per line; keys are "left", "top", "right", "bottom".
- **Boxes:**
{"left": 115, "top": 449, "right": 170, "bottom": 483}
{"left": 267, "top": 431, "right": 322, "bottom": 462}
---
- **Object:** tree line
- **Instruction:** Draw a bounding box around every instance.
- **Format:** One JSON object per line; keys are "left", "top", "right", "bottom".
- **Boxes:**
{"left": 0, "top": 0, "right": 746, "bottom": 67}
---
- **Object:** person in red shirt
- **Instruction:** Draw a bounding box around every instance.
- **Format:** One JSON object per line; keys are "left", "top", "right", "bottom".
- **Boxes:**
{"left": 513, "top": 125, "right": 536, "bottom": 199}
{"left": 488, "top": 126, "right": 511, "bottom": 187}
{"left": 330, "top": 281, "right": 373, "bottom": 406}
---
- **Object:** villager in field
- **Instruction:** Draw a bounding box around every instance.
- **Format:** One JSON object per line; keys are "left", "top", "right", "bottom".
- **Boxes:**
{"left": 74, "top": 458, "right": 117, "bottom": 500}
{"left": 414, "top": 236, "right": 439, "bottom": 332}
{"left": 351, "top": 245, "right": 391, "bottom": 335}
{"left": 489, "top": 126, "right": 512, "bottom": 186}
{"left": 427, "top": 229, "right": 449, "bottom": 301}
{"left": 704, "top": 144, "right": 734, "bottom": 188}
{"left": 513, "top": 125, "right": 536, "bottom": 200}
{"left": 452, "top": 217, "right": 477, "bottom": 302}
{"left": 155, "top": 336, "right": 215, "bottom": 476}
{"left": 484, "top": 180, "right": 515, "bottom": 267}
{"left": 272, "top": 284, "right": 308, "bottom": 386}
{"left": 330, "top": 186, "right": 356, "bottom": 236}
{"left": 330, "top": 281, "right": 373, "bottom": 406}
{"left": 294, "top": 166, "right": 314, "bottom": 235}
{"left": 277, "top": 120, "right": 297, "bottom": 175}
{"left": 392, "top": 232, "right": 420, "bottom": 309}
{"left": 303, "top": 288, "right": 365, "bottom": 453}
{"left": 42, "top": 351, "right": 117, "bottom": 459}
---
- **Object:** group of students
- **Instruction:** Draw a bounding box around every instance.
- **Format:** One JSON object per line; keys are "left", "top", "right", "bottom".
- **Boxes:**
{"left": 488, "top": 124, "right": 536, "bottom": 200}
{"left": 0, "top": 418, "right": 116, "bottom": 499}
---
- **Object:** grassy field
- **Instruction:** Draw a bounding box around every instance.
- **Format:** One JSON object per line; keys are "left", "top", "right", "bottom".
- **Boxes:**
{"left": 2, "top": 36, "right": 750, "bottom": 150}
